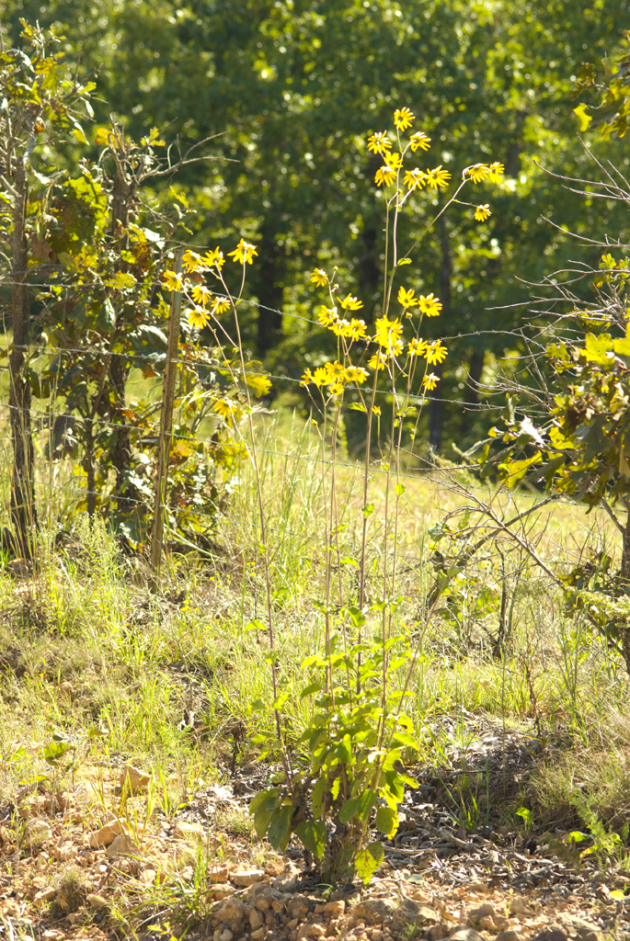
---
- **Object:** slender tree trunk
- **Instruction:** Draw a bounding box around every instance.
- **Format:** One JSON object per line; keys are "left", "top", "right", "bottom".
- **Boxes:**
{"left": 85, "top": 417, "right": 96, "bottom": 522}
{"left": 620, "top": 507, "right": 630, "bottom": 674}
{"left": 8, "top": 156, "right": 37, "bottom": 557}
{"left": 460, "top": 349, "right": 485, "bottom": 437}
{"left": 428, "top": 216, "right": 452, "bottom": 451}
{"left": 256, "top": 217, "right": 285, "bottom": 353}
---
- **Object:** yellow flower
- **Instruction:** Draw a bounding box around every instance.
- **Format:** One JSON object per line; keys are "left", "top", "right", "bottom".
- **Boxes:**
{"left": 403, "top": 168, "right": 426, "bottom": 191}
{"left": 487, "top": 161, "right": 504, "bottom": 183}
{"left": 474, "top": 204, "right": 492, "bottom": 222}
{"left": 425, "top": 166, "right": 451, "bottom": 190}
{"left": 409, "top": 131, "right": 431, "bottom": 152}
{"left": 191, "top": 284, "right": 213, "bottom": 306}
{"left": 398, "top": 286, "right": 417, "bottom": 309}
{"left": 212, "top": 297, "right": 230, "bottom": 315}
{"left": 318, "top": 305, "right": 338, "bottom": 327}
{"left": 187, "top": 306, "right": 209, "bottom": 329}
{"left": 367, "top": 131, "right": 392, "bottom": 155}
{"left": 336, "top": 318, "right": 367, "bottom": 341}
{"left": 422, "top": 373, "right": 439, "bottom": 391}
{"left": 418, "top": 293, "right": 442, "bottom": 317}
{"left": 299, "top": 368, "right": 314, "bottom": 387}
{"left": 203, "top": 247, "right": 225, "bottom": 269}
{"left": 339, "top": 294, "right": 364, "bottom": 311}
{"left": 374, "top": 315, "right": 404, "bottom": 356}
{"left": 368, "top": 353, "right": 386, "bottom": 371}
{"left": 344, "top": 366, "right": 369, "bottom": 384}
{"left": 310, "top": 268, "right": 328, "bottom": 286}
{"left": 407, "top": 337, "right": 427, "bottom": 357}
{"left": 464, "top": 163, "right": 490, "bottom": 183}
{"left": 372, "top": 405, "right": 381, "bottom": 416}
{"left": 375, "top": 165, "right": 395, "bottom": 187}
{"left": 163, "top": 270, "right": 183, "bottom": 292}
{"left": 385, "top": 151, "right": 403, "bottom": 169}
{"left": 182, "top": 250, "right": 204, "bottom": 273}
{"left": 393, "top": 107, "right": 415, "bottom": 131}
{"left": 425, "top": 339, "right": 448, "bottom": 365}
{"left": 228, "top": 238, "right": 258, "bottom": 264}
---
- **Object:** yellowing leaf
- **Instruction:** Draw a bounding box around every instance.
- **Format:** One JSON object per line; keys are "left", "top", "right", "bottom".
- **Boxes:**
{"left": 573, "top": 103, "right": 592, "bottom": 132}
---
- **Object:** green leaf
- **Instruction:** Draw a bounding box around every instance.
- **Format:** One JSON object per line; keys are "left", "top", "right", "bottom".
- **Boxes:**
{"left": 295, "top": 820, "right": 327, "bottom": 859}
{"left": 339, "top": 797, "right": 360, "bottom": 823}
{"left": 395, "top": 483, "right": 406, "bottom": 496}
{"left": 336, "top": 734, "right": 352, "bottom": 763}
{"left": 573, "top": 103, "right": 592, "bottom": 132}
{"left": 392, "top": 731, "right": 419, "bottom": 751}
{"left": 375, "top": 805, "right": 398, "bottom": 838}
{"left": 361, "top": 503, "right": 374, "bottom": 518}
{"left": 355, "top": 840, "right": 384, "bottom": 884}
{"left": 267, "top": 803, "right": 294, "bottom": 851}
{"left": 312, "top": 775, "right": 327, "bottom": 819}
{"left": 245, "top": 619, "right": 267, "bottom": 632}
{"left": 42, "top": 739, "right": 70, "bottom": 763}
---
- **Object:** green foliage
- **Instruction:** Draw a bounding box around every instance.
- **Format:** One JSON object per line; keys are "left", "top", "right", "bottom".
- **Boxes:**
{"left": 251, "top": 616, "right": 419, "bottom": 884}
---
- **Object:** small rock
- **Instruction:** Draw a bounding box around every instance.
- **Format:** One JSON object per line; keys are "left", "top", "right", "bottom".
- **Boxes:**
{"left": 468, "top": 903, "right": 497, "bottom": 926}
{"left": 394, "top": 899, "right": 439, "bottom": 928}
{"left": 429, "top": 927, "right": 451, "bottom": 941}
{"left": 273, "top": 872, "right": 300, "bottom": 893}
{"left": 24, "top": 818, "right": 52, "bottom": 845}
{"left": 119, "top": 764, "right": 150, "bottom": 793}
{"left": 497, "top": 932, "right": 521, "bottom": 941}
{"left": 89, "top": 820, "right": 122, "bottom": 848}
{"left": 323, "top": 900, "right": 345, "bottom": 918}
{"left": 214, "top": 896, "right": 246, "bottom": 926}
{"left": 250, "top": 909, "right": 265, "bottom": 930}
{"left": 209, "top": 885, "right": 235, "bottom": 900}
{"left": 353, "top": 898, "right": 396, "bottom": 924}
{"left": 530, "top": 930, "right": 568, "bottom": 941}
{"left": 106, "top": 833, "right": 138, "bottom": 858}
{"left": 479, "top": 916, "right": 497, "bottom": 931}
{"left": 33, "top": 886, "right": 57, "bottom": 904}
{"left": 87, "top": 894, "right": 108, "bottom": 910}
{"left": 173, "top": 820, "right": 205, "bottom": 843}
{"left": 509, "top": 897, "right": 530, "bottom": 915}
{"left": 449, "top": 929, "right": 485, "bottom": 941}
{"left": 297, "top": 925, "right": 326, "bottom": 940}
{"left": 230, "top": 869, "right": 266, "bottom": 887}
{"left": 251, "top": 930, "right": 265, "bottom": 941}
{"left": 219, "top": 931, "right": 233, "bottom": 941}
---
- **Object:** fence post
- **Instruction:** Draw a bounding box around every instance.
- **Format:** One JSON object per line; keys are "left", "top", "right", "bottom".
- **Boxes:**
{"left": 150, "top": 252, "right": 182, "bottom": 587}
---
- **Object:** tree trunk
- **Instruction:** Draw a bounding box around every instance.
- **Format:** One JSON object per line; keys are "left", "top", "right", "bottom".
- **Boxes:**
{"left": 428, "top": 216, "right": 452, "bottom": 451}
{"left": 8, "top": 156, "right": 37, "bottom": 557}
{"left": 459, "top": 349, "right": 485, "bottom": 438}
{"left": 255, "top": 218, "right": 285, "bottom": 353}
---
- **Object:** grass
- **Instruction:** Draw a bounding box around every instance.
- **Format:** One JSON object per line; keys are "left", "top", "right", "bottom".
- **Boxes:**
{"left": 1, "top": 404, "right": 630, "bottom": 902}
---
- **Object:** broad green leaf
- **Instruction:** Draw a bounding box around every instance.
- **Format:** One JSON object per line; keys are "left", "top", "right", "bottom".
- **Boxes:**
{"left": 339, "top": 797, "right": 360, "bottom": 823}
{"left": 375, "top": 805, "right": 398, "bottom": 838}
{"left": 267, "top": 804, "right": 293, "bottom": 851}
{"left": 336, "top": 734, "right": 352, "bottom": 763}
{"left": 245, "top": 619, "right": 267, "bottom": 632}
{"left": 355, "top": 840, "right": 384, "bottom": 884}
{"left": 573, "top": 102, "right": 592, "bottom": 131}
{"left": 392, "top": 731, "right": 420, "bottom": 751}
{"left": 311, "top": 775, "right": 327, "bottom": 819}
{"left": 301, "top": 681, "right": 323, "bottom": 699}
{"left": 295, "top": 820, "right": 327, "bottom": 859}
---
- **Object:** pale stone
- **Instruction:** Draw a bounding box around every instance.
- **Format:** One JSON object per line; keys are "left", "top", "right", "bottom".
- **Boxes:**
{"left": 449, "top": 929, "right": 485, "bottom": 941}
{"left": 509, "top": 897, "right": 530, "bottom": 915}
{"left": 214, "top": 896, "right": 246, "bottom": 926}
{"left": 230, "top": 869, "right": 266, "bottom": 886}
{"left": 353, "top": 898, "right": 396, "bottom": 923}
{"left": 479, "top": 916, "right": 497, "bottom": 931}
{"left": 106, "top": 833, "right": 138, "bottom": 858}
{"left": 208, "top": 885, "right": 235, "bottom": 900}
{"left": 249, "top": 909, "right": 265, "bottom": 930}
{"left": 87, "top": 894, "right": 108, "bottom": 910}
{"left": 324, "top": 900, "right": 345, "bottom": 918}
{"left": 89, "top": 820, "right": 122, "bottom": 848}
{"left": 251, "top": 930, "right": 265, "bottom": 941}
{"left": 119, "top": 764, "right": 150, "bottom": 793}
{"left": 33, "top": 887, "right": 56, "bottom": 904}
{"left": 173, "top": 820, "right": 205, "bottom": 843}
{"left": 208, "top": 865, "right": 230, "bottom": 883}
{"left": 468, "top": 903, "right": 497, "bottom": 926}
{"left": 497, "top": 932, "right": 521, "bottom": 941}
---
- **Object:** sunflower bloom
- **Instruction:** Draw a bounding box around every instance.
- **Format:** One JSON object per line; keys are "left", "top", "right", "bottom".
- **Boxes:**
{"left": 212, "top": 297, "right": 230, "bottom": 315}
{"left": 464, "top": 164, "right": 490, "bottom": 183}
{"left": 422, "top": 373, "right": 439, "bottom": 391}
{"left": 474, "top": 204, "right": 492, "bottom": 222}
{"left": 409, "top": 131, "right": 431, "bottom": 152}
{"left": 367, "top": 131, "right": 392, "bottom": 155}
{"left": 191, "top": 284, "right": 213, "bottom": 306}
{"left": 375, "top": 165, "right": 397, "bottom": 187}
{"left": 228, "top": 238, "right": 258, "bottom": 264}
{"left": 340, "top": 294, "right": 364, "bottom": 311}
{"left": 425, "top": 339, "right": 448, "bottom": 365}
{"left": 368, "top": 353, "right": 386, "bottom": 371}
{"left": 403, "top": 168, "right": 426, "bottom": 191}
{"left": 203, "top": 247, "right": 225, "bottom": 269}
{"left": 182, "top": 250, "right": 204, "bottom": 273}
{"left": 393, "top": 107, "right": 415, "bottom": 131}
{"left": 339, "top": 318, "right": 367, "bottom": 341}
{"left": 407, "top": 337, "right": 427, "bottom": 357}
{"left": 344, "top": 366, "right": 369, "bottom": 384}
{"left": 310, "top": 268, "right": 328, "bottom": 286}
{"left": 187, "top": 306, "right": 209, "bottom": 329}
{"left": 487, "top": 161, "right": 504, "bottom": 183}
{"left": 418, "top": 293, "right": 442, "bottom": 317}
{"left": 163, "top": 270, "right": 183, "bottom": 292}
{"left": 425, "top": 166, "right": 451, "bottom": 190}
{"left": 374, "top": 315, "right": 404, "bottom": 356}
{"left": 398, "top": 286, "right": 417, "bottom": 309}
{"left": 318, "top": 305, "right": 338, "bottom": 327}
